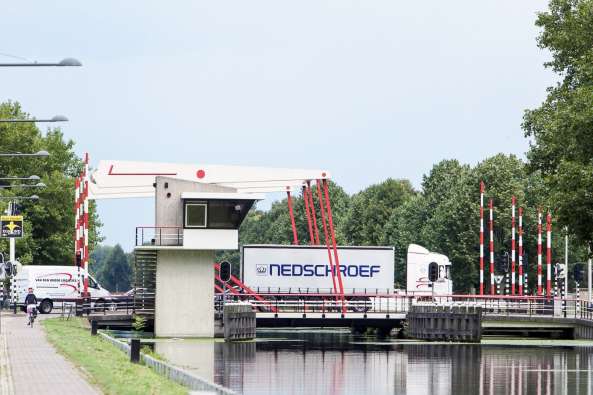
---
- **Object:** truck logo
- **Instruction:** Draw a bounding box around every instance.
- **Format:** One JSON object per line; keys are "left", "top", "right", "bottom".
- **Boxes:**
{"left": 268, "top": 264, "right": 381, "bottom": 278}
{"left": 256, "top": 265, "right": 267, "bottom": 276}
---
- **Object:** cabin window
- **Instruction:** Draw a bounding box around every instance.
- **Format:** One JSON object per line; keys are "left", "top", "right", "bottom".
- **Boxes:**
{"left": 185, "top": 203, "right": 207, "bottom": 228}
{"left": 208, "top": 201, "right": 244, "bottom": 229}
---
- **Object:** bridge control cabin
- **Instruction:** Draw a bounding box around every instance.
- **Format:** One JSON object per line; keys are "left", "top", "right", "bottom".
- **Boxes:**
{"left": 134, "top": 176, "right": 263, "bottom": 338}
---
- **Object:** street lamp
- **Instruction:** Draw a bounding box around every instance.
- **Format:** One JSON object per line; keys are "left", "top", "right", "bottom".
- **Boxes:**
{"left": 0, "top": 57, "right": 82, "bottom": 67}
{"left": 0, "top": 175, "right": 40, "bottom": 181}
{"left": 0, "top": 195, "right": 39, "bottom": 200}
{"left": 0, "top": 115, "right": 68, "bottom": 123}
{"left": 0, "top": 151, "right": 49, "bottom": 158}
{"left": 0, "top": 183, "right": 46, "bottom": 189}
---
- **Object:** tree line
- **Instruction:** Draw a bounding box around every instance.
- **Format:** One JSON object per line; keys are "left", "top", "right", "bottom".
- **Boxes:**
{"left": 217, "top": 154, "right": 589, "bottom": 293}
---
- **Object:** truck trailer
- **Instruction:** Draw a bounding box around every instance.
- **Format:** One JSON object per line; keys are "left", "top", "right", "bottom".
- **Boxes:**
{"left": 241, "top": 245, "right": 395, "bottom": 294}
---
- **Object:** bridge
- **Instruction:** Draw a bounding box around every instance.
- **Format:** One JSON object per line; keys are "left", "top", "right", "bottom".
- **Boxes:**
{"left": 243, "top": 293, "right": 593, "bottom": 339}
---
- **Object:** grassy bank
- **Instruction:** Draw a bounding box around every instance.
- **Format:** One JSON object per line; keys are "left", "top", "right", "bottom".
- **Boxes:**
{"left": 42, "top": 318, "right": 187, "bottom": 395}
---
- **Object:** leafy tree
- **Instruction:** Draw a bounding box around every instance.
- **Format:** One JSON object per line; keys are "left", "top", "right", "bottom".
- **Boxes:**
{"left": 523, "top": 0, "right": 593, "bottom": 248}
{"left": 343, "top": 179, "right": 415, "bottom": 246}
{"left": 89, "top": 245, "right": 114, "bottom": 278}
{"left": 0, "top": 102, "right": 102, "bottom": 265}
{"left": 97, "top": 244, "right": 132, "bottom": 292}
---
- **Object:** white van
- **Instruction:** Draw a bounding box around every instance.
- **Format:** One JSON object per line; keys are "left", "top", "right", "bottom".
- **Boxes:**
{"left": 14, "top": 265, "right": 111, "bottom": 313}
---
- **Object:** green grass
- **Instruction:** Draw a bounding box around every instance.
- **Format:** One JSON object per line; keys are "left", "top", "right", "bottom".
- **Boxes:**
{"left": 42, "top": 318, "right": 188, "bottom": 395}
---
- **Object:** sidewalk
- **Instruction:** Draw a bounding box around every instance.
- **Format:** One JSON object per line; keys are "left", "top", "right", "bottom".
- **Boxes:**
{"left": 0, "top": 312, "right": 101, "bottom": 395}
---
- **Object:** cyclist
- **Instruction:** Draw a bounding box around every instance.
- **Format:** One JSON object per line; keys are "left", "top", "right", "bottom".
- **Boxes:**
{"left": 25, "top": 287, "right": 38, "bottom": 326}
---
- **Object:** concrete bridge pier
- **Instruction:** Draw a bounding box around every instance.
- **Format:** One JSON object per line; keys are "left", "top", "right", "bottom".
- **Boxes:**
{"left": 154, "top": 249, "right": 215, "bottom": 338}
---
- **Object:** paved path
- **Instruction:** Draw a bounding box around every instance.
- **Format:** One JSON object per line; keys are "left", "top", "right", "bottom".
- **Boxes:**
{"left": 0, "top": 312, "right": 101, "bottom": 395}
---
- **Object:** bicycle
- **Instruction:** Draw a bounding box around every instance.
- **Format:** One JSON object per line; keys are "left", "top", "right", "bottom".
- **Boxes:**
{"left": 27, "top": 305, "right": 38, "bottom": 327}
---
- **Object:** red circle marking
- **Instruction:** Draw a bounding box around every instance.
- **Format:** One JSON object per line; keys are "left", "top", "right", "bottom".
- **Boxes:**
{"left": 196, "top": 169, "right": 206, "bottom": 179}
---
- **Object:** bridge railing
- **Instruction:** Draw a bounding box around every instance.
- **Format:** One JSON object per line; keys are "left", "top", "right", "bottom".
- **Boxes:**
{"left": 135, "top": 226, "right": 183, "bottom": 246}
{"left": 219, "top": 292, "right": 593, "bottom": 321}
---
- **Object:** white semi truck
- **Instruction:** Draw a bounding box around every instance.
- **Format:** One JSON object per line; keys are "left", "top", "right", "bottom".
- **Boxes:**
{"left": 406, "top": 244, "right": 453, "bottom": 296}
{"left": 240, "top": 244, "right": 452, "bottom": 297}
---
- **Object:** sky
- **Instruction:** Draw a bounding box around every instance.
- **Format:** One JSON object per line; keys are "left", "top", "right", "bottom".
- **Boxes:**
{"left": 0, "top": 1, "right": 556, "bottom": 251}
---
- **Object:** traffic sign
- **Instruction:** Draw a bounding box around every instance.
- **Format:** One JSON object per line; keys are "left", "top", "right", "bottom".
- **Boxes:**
{"left": 0, "top": 215, "right": 23, "bottom": 238}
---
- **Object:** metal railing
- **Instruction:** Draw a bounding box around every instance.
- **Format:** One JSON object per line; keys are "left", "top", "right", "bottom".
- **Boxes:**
{"left": 219, "top": 293, "right": 593, "bottom": 321}
{"left": 135, "top": 226, "right": 183, "bottom": 247}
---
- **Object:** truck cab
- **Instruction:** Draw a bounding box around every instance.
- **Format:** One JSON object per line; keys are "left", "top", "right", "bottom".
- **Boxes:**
{"left": 406, "top": 244, "right": 453, "bottom": 296}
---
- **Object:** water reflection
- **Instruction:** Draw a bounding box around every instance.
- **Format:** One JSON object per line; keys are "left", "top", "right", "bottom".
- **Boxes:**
{"left": 154, "top": 341, "right": 215, "bottom": 381}
{"left": 227, "top": 331, "right": 593, "bottom": 395}
{"left": 153, "top": 330, "right": 593, "bottom": 395}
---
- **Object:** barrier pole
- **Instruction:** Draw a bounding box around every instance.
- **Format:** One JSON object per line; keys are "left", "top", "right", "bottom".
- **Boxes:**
{"left": 302, "top": 185, "right": 315, "bottom": 244}
{"left": 83, "top": 153, "right": 90, "bottom": 295}
{"left": 322, "top": 179, "right": 346, "bottom": 314}
{"left": 537, "top": 210, "right": 543, "bottom": 296}
{"left": 518, "top": 207, "right": 523, "bottom": 296}
{"left": 286, "top": 190, "right": 299, "bottom": 245}
{"left": 480, "top": 181, "right": 485, "bottom": 295}
{"left": 511, "top": 196, "right": 517, "bottom": 295}
{"left": 316, "top": 180, "right": 338, "bottom": 297}
{"left": 307, "top": 181, "right": 320, "bottom": 244}
{"left": 489, "top": 199, "right": 495, "bottom": 295}
{"left": 546, "top": 212, "right": 552, "bottom": 298}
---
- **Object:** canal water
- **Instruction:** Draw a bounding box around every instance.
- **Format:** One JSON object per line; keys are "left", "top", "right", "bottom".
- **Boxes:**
{"left": 123, "top": 329, "right": 593, "bottom": 395}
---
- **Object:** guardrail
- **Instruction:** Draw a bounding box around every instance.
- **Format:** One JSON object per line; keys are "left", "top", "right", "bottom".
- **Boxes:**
{"left": 217, "top": 292, "right": 593, "bottom": 321}
{"left": 9, "top": 297, "right": 137, "bottom": 316}
{"left": 135, "top": 226, "right": 183, "bottom": 247}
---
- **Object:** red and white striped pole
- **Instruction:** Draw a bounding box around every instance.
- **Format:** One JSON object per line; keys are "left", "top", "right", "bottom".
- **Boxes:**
{"left": 83, "top": 153, "right": 90, "bottom": 294}
{"left": 74, "top": 177, "right": 80, "bottom": 259}
{"left": 479, "top": 181, "right": 485, "bottom": 295}
{"left": 537, "top": 210, "right": 543, "bottom": 296}
{"left": 518, "top": 207, "right": 523, "bottom": 295}
{"left": 489, "top": 199, "right": 494, "bottom": 295}
{"left": 511, "top": 196, "right": 516, "bottom": 295}
{"left": 546, "top": 212, "right": 552, "bottom": 298}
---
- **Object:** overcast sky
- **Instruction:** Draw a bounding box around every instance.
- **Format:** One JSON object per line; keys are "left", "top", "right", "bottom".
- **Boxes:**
{"left": 1, "top": 1, "right": 555, "bottom": 251}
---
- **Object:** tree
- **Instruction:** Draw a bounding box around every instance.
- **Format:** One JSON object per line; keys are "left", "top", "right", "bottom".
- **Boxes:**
{"left": 343, "top": 179, "right": 415, "bottom": 246}
{"left": 0, "top": 102, "right": 102, "bottom": 265}
{"left": 89, "top": 245, "right": 114, "bottom": 278}
{"left": 382, "top": 155, "right": 568, "bottom": 293}
{"left": 523, "top": 0, "right": 593, "bottom": 248}
{"left": 97, "top": 244, "right": 132, "bottom": 292}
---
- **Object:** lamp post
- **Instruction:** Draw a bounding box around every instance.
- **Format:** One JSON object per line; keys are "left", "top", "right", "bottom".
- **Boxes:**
{"left": 0, "top": 175, "right": 40, "bottom": 181}
{"left": 0, "top": 58, "right": 82, "bottom": 67}
{"left": 0, "top": 183, "right": 46, "bottom": 189}
{"left": 0, "top": 151, "right": 49, "bottom": 158}
{"left": 0, "top": 115, "right": 68, "bottom": 123}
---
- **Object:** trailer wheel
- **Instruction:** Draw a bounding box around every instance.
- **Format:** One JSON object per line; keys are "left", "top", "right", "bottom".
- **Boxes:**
{"left": 39, "top": 299, "right": 53, "bottom": 314}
